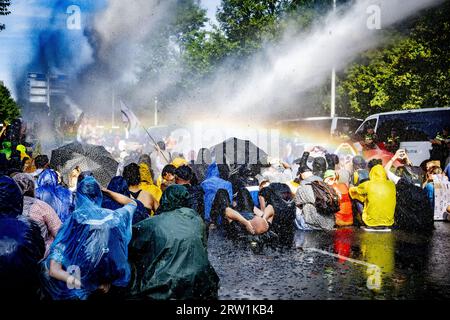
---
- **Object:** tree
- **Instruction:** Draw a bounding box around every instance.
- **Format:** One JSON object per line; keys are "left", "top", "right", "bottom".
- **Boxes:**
{"left": 0, "top": 0, "right": 11, "bottom": 31}
{"left": 0, "top": 83, "right": 21, "bottom": 123}
{"left": 337, "top": 1, "right": 450, "bottom": 118}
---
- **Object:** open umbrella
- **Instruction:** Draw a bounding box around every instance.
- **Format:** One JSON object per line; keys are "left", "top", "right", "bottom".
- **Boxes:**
{"left": 50, "top": 142, "right": 119, "bottom": 187}
{"left": 211, "top": 137, "right": 268, "bottom": 166}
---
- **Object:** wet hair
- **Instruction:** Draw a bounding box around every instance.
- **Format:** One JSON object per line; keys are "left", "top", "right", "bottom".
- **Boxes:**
{"left": 234, "top": 188, "right": 254, "bottom": 213}
{"left": 34, "top": 155, "right": 49, "bottom": 169}
{"left": 162, "top": 164, "right": 176, "bottom": 178}
{"left": 368, "top": 158, "right": 383, "bottom": 171}
{"left": 175, "top": 165, "right": 193, "bottom": 182}
{"left": 312, "top": 157, "right": 327, "bottom": 178}
{"left": 296, "top": 151, "right": 311, "bottom": 174}
{"left": 123, "top": 163, "right": 141, "bottom": 186}
{"left": 210, "top": 189, "right": 231, "bottom": 225}
{"left": 325, "top": 153, "right": 337, "bottom": 170}
{"left": 157, "top": 141, "right": 166, "bottom": 151}
{"left": 352, "top": 156, "right": 367, "bottom": 170}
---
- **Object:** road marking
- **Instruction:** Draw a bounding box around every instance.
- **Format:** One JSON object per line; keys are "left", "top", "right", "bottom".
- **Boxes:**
{"left": 304, "top": 248, "right": 382, "bottom": 291}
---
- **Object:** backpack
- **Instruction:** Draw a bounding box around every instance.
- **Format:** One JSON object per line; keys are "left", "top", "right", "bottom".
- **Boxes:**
{"left": 308, "top": 180, "right": 340, "bottom": 216}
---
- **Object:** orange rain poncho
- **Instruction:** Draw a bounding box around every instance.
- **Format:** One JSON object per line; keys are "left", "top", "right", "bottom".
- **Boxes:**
{"left": 349, "top": 164, "right": 396, "bottom": 227}
{"left": 139, "top": 163, "right": 162, "bottom": 203}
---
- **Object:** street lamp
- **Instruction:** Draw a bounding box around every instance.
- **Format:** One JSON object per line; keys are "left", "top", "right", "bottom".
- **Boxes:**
{"left": 330, "top": 0, "right": 336, "bottom": 118}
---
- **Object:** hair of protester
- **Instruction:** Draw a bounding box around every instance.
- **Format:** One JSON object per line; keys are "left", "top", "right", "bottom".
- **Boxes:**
{"left": 162, "top": 164, "right": 176, "bottom": 177}
{"left": 368, "top": 158, "right": 383, "bottom": 171}
{"left": 210, "top": 189, "right": 231, "bottom": 225}
{"left": 175, "top": 165, "right": 193, "bottom": 182}
{"left": 234, "top": 188, "right": 255, "bottom": 213}
{"left": 427, "top": 166, "right": 442, "bottom": 176}
{"left": 34, "top": 155, "right": 49, "bottom": 169}
{"left": 157, "top": 141, "right": 166, "bottom": 151}
{"left": 123, "top": 163, "right": 141, "bottom": 186}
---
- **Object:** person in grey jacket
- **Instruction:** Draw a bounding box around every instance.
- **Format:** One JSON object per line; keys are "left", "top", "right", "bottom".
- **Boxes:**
{"left": 294, "top": 155, "right": 335, "bottom": 231}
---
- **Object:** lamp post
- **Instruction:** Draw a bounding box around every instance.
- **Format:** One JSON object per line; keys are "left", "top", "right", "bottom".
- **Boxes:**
{"left": 330, "top": 0, "right": 336, "bottom": 118}
{"left": 154, "top": 96, "right": 158, "bottom": 126}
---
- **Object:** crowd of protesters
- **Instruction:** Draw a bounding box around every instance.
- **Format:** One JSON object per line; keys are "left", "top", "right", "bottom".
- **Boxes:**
{"left": 0, "top": 118, "right": 449, "bottom": 301}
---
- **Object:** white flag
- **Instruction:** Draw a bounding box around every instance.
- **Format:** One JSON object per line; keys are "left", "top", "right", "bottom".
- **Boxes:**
{"left": 120, "top": 100, "right": 140, "bottom": 134}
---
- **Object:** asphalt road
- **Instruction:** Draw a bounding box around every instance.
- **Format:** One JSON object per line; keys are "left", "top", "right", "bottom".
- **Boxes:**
{"left": 208, "top": 222, "right": 450, "bottom": 300}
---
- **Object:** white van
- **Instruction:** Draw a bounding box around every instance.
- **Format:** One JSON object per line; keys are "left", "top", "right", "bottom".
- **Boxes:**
{"left": 276, "top": 117, "right": 363, "bottom": 137}
{"left": 354, "top": 107, "right": 450, "bottom": 165}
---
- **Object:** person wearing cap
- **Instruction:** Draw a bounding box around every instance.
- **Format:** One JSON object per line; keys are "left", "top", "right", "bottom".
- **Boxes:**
{"left": 324, "top": 170, "right": 353, "bottom": 227}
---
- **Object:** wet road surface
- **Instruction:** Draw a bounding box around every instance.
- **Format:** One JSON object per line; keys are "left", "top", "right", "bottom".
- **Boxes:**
{"left": 208, "top": 222, "right": 450, "bottom": 300}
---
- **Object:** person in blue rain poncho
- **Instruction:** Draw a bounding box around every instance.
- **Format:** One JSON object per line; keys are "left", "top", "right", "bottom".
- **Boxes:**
{"left": 200, "top": 162, "right": 233, "bottom": 223}
{"left": 40, "top": 176, "right": 137, "bottom": 300}
{"left": 36, "top": 169, "right": 72, "bottom": 223}
{"left": 102, "top": 176, "right": 149, "bottom": 225}
{"left": 0, "top": 176, "right": 45, "bottom": 300}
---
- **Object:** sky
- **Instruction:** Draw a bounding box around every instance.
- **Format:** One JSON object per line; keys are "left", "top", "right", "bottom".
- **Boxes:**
{"left": 0, "top": 0, "right": 221, "bottom": 97}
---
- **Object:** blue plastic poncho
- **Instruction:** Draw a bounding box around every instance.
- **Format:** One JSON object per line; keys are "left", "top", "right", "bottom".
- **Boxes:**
{"left": 200, "top": 162, "right": 233, "bottom": 222}
{"left": 0, "top": 176, "right": 45, "bottom": 300}
{"left": 41, "top": 176, "right": 136, "bottom": 300}
{"left": 101, "top": 176, "right": 148, "bottom": 225}
{"left": 36, "top": 169, "right": 72, "bottom": 223}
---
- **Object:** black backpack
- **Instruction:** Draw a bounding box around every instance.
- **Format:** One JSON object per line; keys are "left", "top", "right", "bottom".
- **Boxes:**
{"left": 307, "top": 180, "right": 340, "bottom": 216}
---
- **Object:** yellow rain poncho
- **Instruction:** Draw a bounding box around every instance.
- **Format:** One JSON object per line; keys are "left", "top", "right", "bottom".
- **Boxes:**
{"left": 139, "top": 163, "right": 162, "bottom": 203}
{"left": 171, "top": 157, "right": 188, "bottom": 168}
{"left": 16, "top": 145, "right": 30, "bottom": 160}
{"left": 349, "top": 164, "right": 396, "bottom": 227}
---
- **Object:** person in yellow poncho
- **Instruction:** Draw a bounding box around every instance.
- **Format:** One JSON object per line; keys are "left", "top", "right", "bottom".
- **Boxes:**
{"left": 349, "top": 164, "right": 396, "bottom": 227}
{"left": 16, "top": 145, "right": 30, "bottom": 161}
{"left": 139, "top": 163, "right": 163, "bottom": 204}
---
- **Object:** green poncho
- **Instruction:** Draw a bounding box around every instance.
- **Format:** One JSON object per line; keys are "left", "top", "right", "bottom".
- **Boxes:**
{"left": 127, "top": 207, "right": 219, "bottom": 299}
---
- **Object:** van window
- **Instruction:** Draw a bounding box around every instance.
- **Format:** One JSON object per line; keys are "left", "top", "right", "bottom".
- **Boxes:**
{"left": 376, "top": 110, "right": 450, "bottom": 142}
{"left": 335, "top": 118, "right": 363, "bottom": 135}
{"left": 354, "top": 118, "right": 377, "bottom": 138}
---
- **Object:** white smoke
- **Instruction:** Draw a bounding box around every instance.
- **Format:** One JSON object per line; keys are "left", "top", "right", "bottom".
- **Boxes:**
{"left": 174, "top": 0, "right": 443, "bottom": 123}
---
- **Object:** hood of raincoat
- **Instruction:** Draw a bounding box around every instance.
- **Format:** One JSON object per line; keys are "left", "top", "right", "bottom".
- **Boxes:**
{"left": 76, "top": 176, "right": 103, "bottom": 208}
{"left": 349, "top": 164, "right": 396, "bottom": 227}
{"left": 171, "top": 157, "right": 188, "bottom": 168}
{"left": 201, "top": 162, "right": 233, "bottom": 222}
{"left": 205, "top": 162, "right": 220, "bottom": 179}
{"left": 36, "top": 169, "right": 72, "bottom": 223}
{"left": 0, "top": 176, "right": 23, "bottom": 217}
{"left": 42, "top": 175, "right": 134, "bottom": 300}
{"left": 157, "top": 184, "right": 189, "bottom": 214}
{"left": 139, "top": 163, "right": 153, "bottom": 185}
{"left": 1, "top": 141, "right": 11, "bottom": 150}
{"left": 106, "top": 176, "right": 130, "bottom": 197}
{"left": 369, "top": 164, "right": 387, "bottom": 181}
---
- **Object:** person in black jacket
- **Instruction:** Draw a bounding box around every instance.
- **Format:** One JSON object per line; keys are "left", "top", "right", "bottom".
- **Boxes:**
{"left": 175, "top": 165, "right": 205, "bottom": 220}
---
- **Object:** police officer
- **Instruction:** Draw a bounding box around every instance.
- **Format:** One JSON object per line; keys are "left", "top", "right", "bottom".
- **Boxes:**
{"left": 385, "top": 128, "right": 400, "bottom": 154}
{"left": 430, "top": 127, "right": 449, "bottom": 167}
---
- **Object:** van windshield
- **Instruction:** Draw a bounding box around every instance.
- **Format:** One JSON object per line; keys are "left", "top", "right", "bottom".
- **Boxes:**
{"left": 376, "top": 110, "right": 450, "bottom": 141}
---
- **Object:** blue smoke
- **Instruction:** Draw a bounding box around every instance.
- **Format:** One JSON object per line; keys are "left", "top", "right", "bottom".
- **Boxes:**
{"left": 16, "top": 0, "right": 107, "bottom": 106}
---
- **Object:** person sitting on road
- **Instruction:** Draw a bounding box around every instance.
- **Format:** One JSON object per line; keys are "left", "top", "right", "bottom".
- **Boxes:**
{"left": 294, "top": 152, "right": 335, "bottom": 231}
{"left": 126, "top": 184, "right": 219, "bottom": 300}
{"left": 139, "top": 163, "right": 162, "bottom": 204}
{"left": 174, "top": 165, "right": 205, "bottom": 220}
{"left": 423, "top": 166, "right": 444, "bottom": 210}
{"left": 31, "top": 154, "right": 50, "bottom": 180}
{"left": 323, "top": 170, "right": 353, "bottom": 227}
{"left": 123, "top": 163, "right": 158, "bottom": 215}
{"left": 349, "top": 164, "right": 396, "bottom": 229}
{"left": 210, "top": 188, "right": 270, "bottom": 238}
{"left": 157, "top": 164, "right": 176, "bottom": 192}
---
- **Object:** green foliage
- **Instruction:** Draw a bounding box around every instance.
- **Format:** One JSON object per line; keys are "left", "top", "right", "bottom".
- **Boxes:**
{"left": 0, "top": 0, "right": 12, "bottom": 31}
{"left": 0, "top": 84, "right": 21, "bottom": 123}
{"left": 337, "top": 1, "right": 450, "bottom": 118}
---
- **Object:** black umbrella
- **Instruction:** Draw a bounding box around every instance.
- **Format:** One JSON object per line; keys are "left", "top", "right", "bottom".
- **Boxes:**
{"left": 50, "top": 142, "right": 119, "bottom": 187}
{"left": 211, "top": 137, "right": 268, "bottom": 167}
